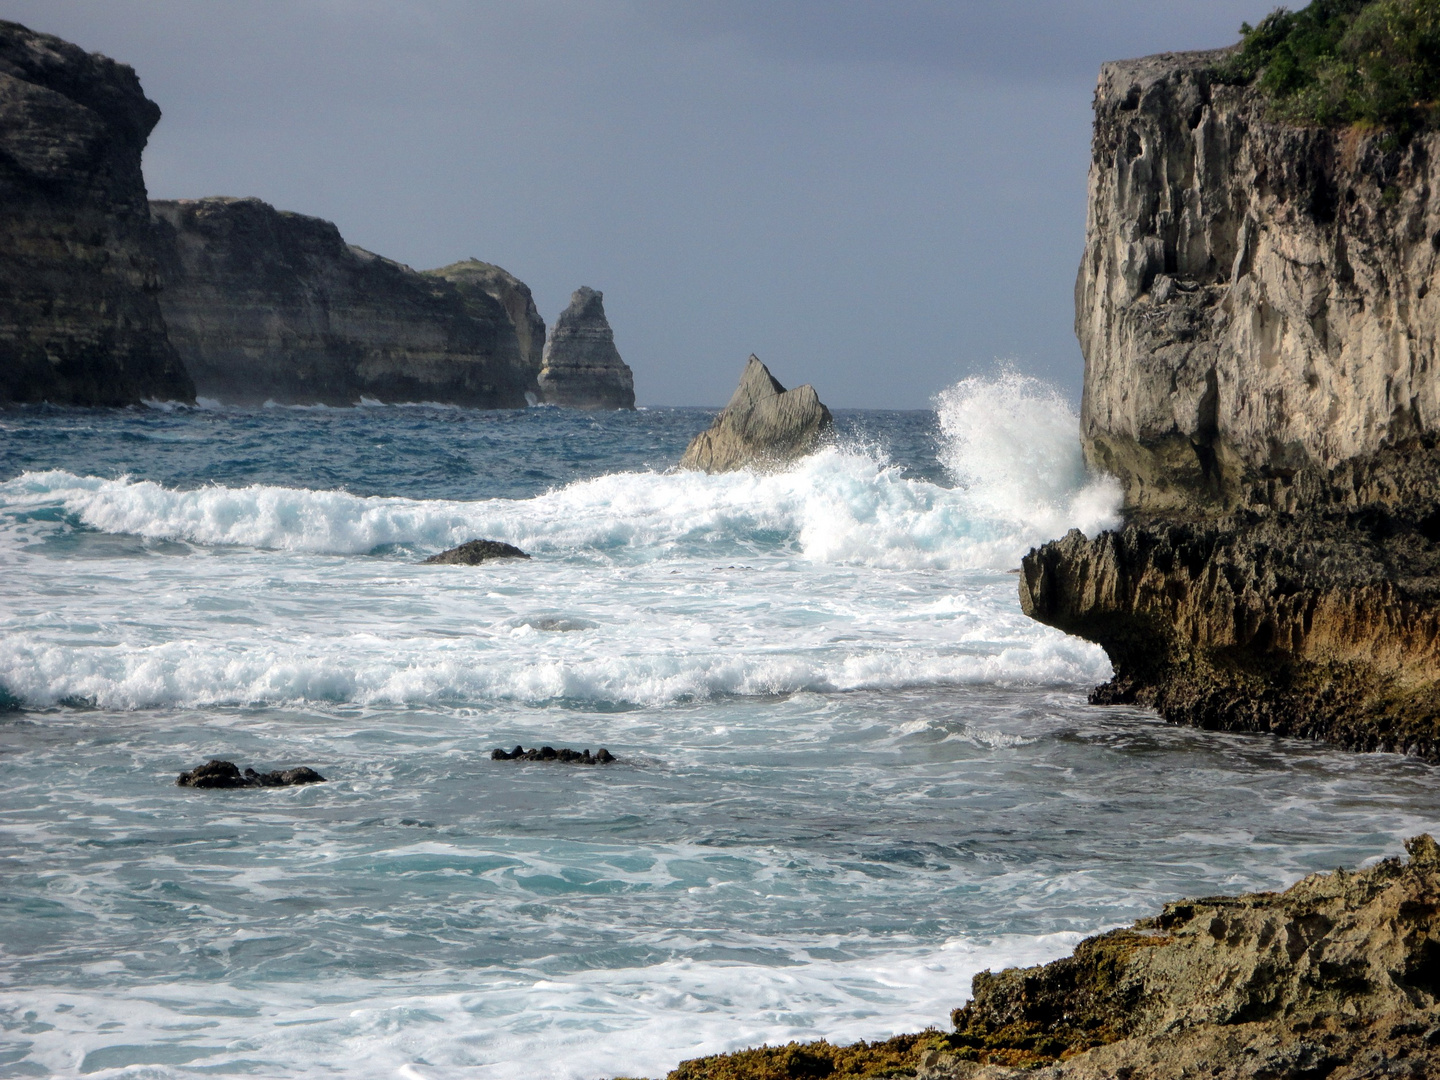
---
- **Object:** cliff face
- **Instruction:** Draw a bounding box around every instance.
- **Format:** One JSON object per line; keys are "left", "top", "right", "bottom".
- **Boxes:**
{"left": 1078, "top": 50, "right": 1440, "bottom": 514}
{"left": 0, "top": 20, "right": 192, "bottom": 405}
{"left": 1021, "top": 47, "right": 1440, "bottom": 758}
{"left": 152, "top": 197, "right": 537, "bottom": 407}
{"left": 426, "top": 259, "right": 546, "bottom": 379}
{"left": 538, "top": 287, "right": 635, "bottom": 410}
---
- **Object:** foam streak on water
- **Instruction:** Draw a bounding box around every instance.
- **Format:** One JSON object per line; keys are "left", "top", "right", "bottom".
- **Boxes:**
{"left": 0, "top": 381, "right": 1436, "bottom": 1079}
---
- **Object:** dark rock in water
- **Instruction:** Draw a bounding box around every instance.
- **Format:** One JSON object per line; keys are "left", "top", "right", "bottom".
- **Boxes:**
{"left": 150, "top": 197, "right": 539, "bottom": 408}
{"left": 538, "top": 287, "right": 636, "bottom": 410}
{"left": 491, "top": 745, "right": 615, "bottom": 764}
{"left": 176, "top": 759, "right": 326, "bottom": 788}
{"left": 0, "top": 20, "right": 194, "bottom": 406}
{"left": 679, "top": 355, "right": 832, "bottom": 473}
{"left": 423, "top": 539, "right": 531, "bottom": 565}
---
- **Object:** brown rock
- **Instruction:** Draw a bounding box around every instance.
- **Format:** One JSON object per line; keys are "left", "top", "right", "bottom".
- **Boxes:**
{"left": 678, "top": 356, "right": 832, "bottom": 473}
{"left": 423, "top": 539, "right": 531, "bottom": 565}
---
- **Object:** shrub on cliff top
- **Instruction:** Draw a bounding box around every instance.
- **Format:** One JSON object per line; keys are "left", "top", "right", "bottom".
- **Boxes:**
{"left": 1220, "top": 0, "right": 1440, "bottom": 129}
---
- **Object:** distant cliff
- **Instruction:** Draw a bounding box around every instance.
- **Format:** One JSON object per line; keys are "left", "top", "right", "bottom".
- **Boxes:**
{"left": 1023, "top": 46, "right": 1440, "bottom": 758}
{"left": 152, "top": 197, "right": 539, "bottom": 407}
{"left": 538, "top": 287, "right": 635, "bottom": 410}
{"left": 426, "top": 259, "right": 547, "bottom": 378}
{"left": 0, "top": 20, "right": 192, "bottom": 405}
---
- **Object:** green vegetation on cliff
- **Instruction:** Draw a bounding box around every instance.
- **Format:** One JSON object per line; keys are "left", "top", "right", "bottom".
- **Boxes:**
{"left": 1222, "top": 0, "right": 1440, "bottom": 129}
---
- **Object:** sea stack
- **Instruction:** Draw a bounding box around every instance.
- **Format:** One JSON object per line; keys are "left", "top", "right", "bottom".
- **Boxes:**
{"left": 679, "top": 355, "right": 832, "bottom": 473}
{"left": 1020, "top": 48, "right": 1440, "bottom": 758}
{"left": 537, "top": 287, "right": 636, "bottom": 410}
{"left": 150, "top": 197, "right": 539, "bottom": 407}
{"left": 0, "top": 20, "right": 193, "bottom": 405}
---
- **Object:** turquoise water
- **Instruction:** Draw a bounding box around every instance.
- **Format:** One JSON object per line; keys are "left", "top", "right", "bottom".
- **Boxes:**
{"left": 2, "top": 383, "right": 1438, "bottom": 1079}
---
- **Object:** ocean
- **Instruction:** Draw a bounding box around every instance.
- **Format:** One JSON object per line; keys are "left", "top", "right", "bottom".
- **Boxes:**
{"left": 2, "top": 375, "right": 1438, "bottom": 1080}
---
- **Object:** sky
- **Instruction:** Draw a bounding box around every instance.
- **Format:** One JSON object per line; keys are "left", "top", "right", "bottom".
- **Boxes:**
{"left": 7, "top": 1, "right": 1267, "bottom": 407}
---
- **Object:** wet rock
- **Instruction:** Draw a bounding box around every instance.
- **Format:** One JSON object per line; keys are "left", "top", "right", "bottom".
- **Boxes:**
{"left": 678, "top": 355, "right": 832, "bottom": 473}
{"left": 423, "top": 539, "right": 531, "bottom": 565}
{"left": 176, "top": 759, "right": 326, "bottom": 788}
{"left": 537, "top": 286, "right": 636, "bottom": 410}
{"left": 491, "top": 745, "right": 615, "bottom": 763}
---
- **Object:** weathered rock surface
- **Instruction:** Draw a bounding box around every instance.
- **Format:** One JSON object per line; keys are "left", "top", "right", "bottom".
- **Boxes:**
{"left": 678, "top": 356, "right": 832, "bottom": 473}
{"left": 491, "top": 745, "right": 615, "bottom": 763}
{"left": 422, "top": 538, "right": 530, "bottom": 565}
{"left": 176, "top": 759, "right": 326, "bottom": 788}
{"left": 538, "top": 286, "right": 635, "bottom": 409}
{"left": 666, "top": 837, "right": 1440, "bottom": 1080}
{"left": 0, "top": 20, "right": 193, "bottom": 405}
{"left": 426, "top": 259, "right": 546, "bottom": 379}
{"left": 151, "top": 197, "right": 538, "bottom": 407}
{"left": 1023, "top": 46, "right": 1440, "bottom": 757}
{"left": 1077, "top": 49, "right": 1440, "bottom": 515}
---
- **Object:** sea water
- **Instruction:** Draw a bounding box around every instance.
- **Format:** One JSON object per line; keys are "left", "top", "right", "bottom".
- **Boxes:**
{"left": 1, "top": 375, "right": 1438, "bottom": 1080}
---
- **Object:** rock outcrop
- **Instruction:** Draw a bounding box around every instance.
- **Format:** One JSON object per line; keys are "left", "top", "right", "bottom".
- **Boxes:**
{"left": 667, "top": 837, "right": 1440, "bottom": 1080}
{"left": 426, "top": 259, "right": 547, "bottom": 379}
{"left": 151, "top": 197, "right": 539, "bottom": 407}
{"left": 537, "top": 286, "right": 635, "bottom": 409}
{"left": 490, "top": 745, "right": 615, "bottom": 763}
{"left": 1076, "top": 48, "right": 1440, "bottom": 515}
{"left": 0, "top": 20, "right": 193, "bottom": 405}
{"left": 1022, "top": 45, "right": 1440, "bottom": 756}
{"left": 422, "top": 539, "right": 530, "bottom": 565}
{"left": 679, "top": 356, "right": 832, "bottom": 473}
{"left": 176, "top": 759, "right": 325, "bottom": 788}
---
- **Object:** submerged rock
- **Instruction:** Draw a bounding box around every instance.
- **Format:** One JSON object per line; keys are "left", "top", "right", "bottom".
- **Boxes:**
{"left": 678, "top": 355, "right": 832, "bottom": 473}
{"left": 670, "top": 837, "right": 1440, "bottom": 1079}
{"left": 176, "top": 759, "right": 326, "bottom": 788}
{"left": 537, "top": 287, "right": 636, "bottom": 410}
{"left": 423, "top": 539, "right": 531, "bottom": 565}
{"left": 491, "top": 745, "right": 615, "bottom": 763}
{"left": 0, "top": 20, "right": 193, "bottom": 405}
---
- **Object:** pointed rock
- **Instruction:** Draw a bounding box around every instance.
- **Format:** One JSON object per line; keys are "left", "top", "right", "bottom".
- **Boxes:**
{"left": 538, "top": 287, "right": 636, "bottom": 410}
{"left": 679, "top": 356, "right": 832, "bottom": 473}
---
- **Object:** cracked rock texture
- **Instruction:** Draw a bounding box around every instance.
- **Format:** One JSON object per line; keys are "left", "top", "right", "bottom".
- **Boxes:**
{"left": 1022, "top": 48, "right": 1440, "bottom": 759}
{"left": 0, "top": 19, "right": 192, "bottom": 405}
{"left": 678, "top": 355, "right": 832, "bottom": 473}
{"left": 538, "top": 286, "right": 635, "bottom": 410}
{"left": 1078, "top": 49, "right": 1440, "bottom": 514}
{"left": 151, "top": 197, "right": 538, "bottom": 407}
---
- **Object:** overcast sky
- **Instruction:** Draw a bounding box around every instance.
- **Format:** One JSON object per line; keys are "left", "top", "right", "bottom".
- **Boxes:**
{"left": 8, "top": 1, "right": 1266, "bottom": 406}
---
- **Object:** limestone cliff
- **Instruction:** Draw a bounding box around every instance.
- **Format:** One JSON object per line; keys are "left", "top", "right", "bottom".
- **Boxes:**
{"left": 0, "top": 20, "right": 192, "bottom": 405}
{"left": 151, "top": 197, "right": 537, "bottom": 407}
{"left": 1077, "top": 48, "right": 1440, "bottom": 514}
{"left": 538, "top": 287, "right": 635, "bottom": 410}
{"left": 679, "top": 356, "right": 832, "bottom": 473}
{"left": 1021, "top": 45, "right": 1440, "bottom": 757}
{"left": 426, "top": 259, "right": 546, "bottom": 379}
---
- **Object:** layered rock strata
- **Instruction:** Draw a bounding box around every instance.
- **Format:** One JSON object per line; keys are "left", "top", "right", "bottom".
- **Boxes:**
{"left": 678, "top": 355, "right": 832, "bottom": 473}
{"left": 426, "top": 259, "right": 546, "bottom": 378}
{"left": 538, "top": 286, "right": 635, "bottom": 409}
{"left": 1023, "top": 46, "right": 1440, "bottom": 755}
{"left": 667, "top": 836, "right": 1440, "bottom": 1080}
{"left": 151, "top": 197, "right": 538, "bottom": 407}
{"left": 0, "top": 20, "right": 193, "bottom": 405}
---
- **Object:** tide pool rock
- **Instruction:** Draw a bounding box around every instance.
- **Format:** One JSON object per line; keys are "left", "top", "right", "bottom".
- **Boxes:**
{"left": 176, "top": 759, "right": 326, "bottom": 788}
{"left": 423, "top": 539, "right": 530, "bottom": 565}
{"left": 151, "top": 197, "right": 537, "bottom": 407}
{"left": 0, "top": 20, "right": 193, "bottom": 405}
{"left": 538, "top": 287, "right": 636, "bottom": 410}
{"left": 678, "top": 355, "right": 832, "bottom": 473}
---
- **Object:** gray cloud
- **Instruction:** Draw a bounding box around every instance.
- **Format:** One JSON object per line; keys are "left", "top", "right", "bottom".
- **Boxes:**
{"left": 2, "top": 0, "right": 1268, "bottom": 406}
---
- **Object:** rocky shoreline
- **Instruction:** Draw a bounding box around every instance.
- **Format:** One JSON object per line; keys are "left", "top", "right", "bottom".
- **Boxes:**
{"left": 658, "top": 837, "right": 1440, "bottom": 1080}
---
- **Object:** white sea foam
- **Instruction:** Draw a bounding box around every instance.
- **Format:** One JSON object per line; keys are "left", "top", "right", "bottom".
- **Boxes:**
{"left": 4, "top": 932, "right": 1084, "bottom": 1080}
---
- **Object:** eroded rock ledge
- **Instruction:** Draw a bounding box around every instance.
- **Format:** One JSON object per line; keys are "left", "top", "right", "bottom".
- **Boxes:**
{"left": 664, "top": 837, "right": 1440, "bottom": 1080}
